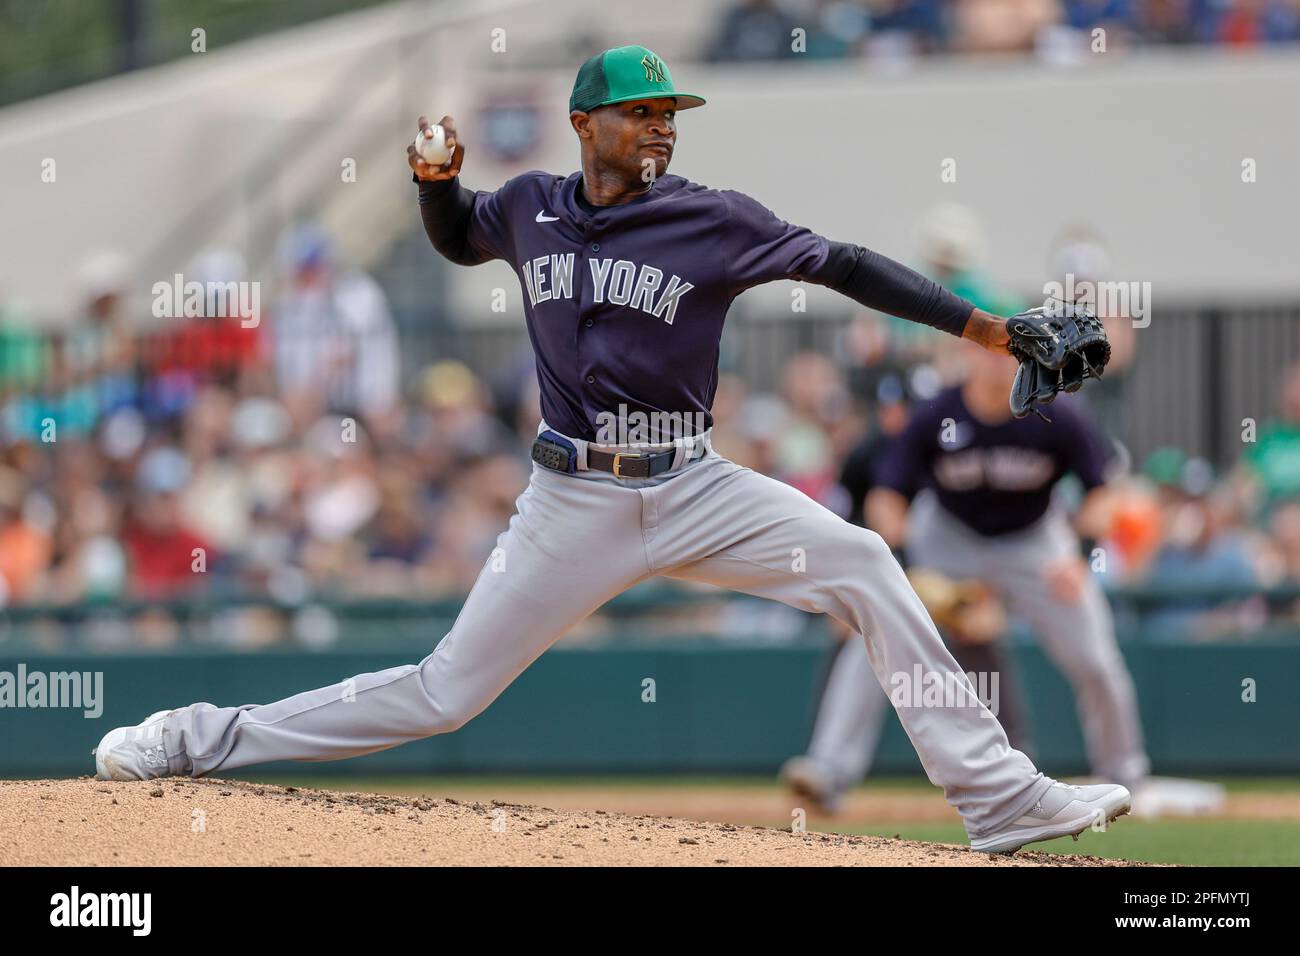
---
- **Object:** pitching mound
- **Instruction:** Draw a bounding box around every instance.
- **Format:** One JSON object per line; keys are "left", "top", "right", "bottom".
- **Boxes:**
{"left": 0, "top": 778, "right": 1134, "bottom": 866}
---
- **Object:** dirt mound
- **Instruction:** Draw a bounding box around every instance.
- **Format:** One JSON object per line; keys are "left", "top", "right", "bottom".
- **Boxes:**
{"left": 0, "top": 778, "right": 1134, "bottom": 866}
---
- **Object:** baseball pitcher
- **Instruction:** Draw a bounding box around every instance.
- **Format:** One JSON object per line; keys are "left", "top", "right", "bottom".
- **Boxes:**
{"left": 94, "top": 45, "right": 1129, "bottom": 853}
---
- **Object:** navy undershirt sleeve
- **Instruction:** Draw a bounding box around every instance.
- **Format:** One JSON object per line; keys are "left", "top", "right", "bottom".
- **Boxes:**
{"left": 415, "top": 175, "right": 486, "bottom": 266}
{"left": 808, "top": 240, "right": 976, "bottom": 338}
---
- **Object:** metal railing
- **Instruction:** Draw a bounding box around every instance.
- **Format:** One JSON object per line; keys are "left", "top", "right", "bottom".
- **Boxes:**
{"left": 0, "top": 581, "right": 1295, "bottom": 652}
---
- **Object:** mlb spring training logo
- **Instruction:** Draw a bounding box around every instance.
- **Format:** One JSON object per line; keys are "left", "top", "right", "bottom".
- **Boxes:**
{"left": 0, "top": 664, "right": 103, "bottom": 718}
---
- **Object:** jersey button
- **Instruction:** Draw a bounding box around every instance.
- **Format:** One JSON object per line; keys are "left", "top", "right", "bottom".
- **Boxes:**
{"left": 584, "top": 319, "right": 593, "bottom": 327}
{"left": 591, "top": 243, "right": 600, "bottom": 252}
{"left": 586, "top": 375, "right": 595, "bottom": 384}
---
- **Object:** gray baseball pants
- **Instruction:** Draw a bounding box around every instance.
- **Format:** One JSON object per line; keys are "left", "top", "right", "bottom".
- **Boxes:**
{"left": 803, "top": 491, "right": 1150, "bottom": 791}
{"left": 161, "top": 430, "right": 1054, "bottom": 838}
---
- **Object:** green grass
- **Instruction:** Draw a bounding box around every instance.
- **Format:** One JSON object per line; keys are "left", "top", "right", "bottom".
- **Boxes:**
{"left": 844, "top": 820, "right": 1300, "bottom": 867}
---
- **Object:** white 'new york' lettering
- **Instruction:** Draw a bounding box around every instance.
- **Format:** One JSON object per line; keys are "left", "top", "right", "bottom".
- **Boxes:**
{"left": 587, "top": 257, "right": 692, "bottom": 323}
{"left": 529, "top": 254, "right": 692, "bottom": 320}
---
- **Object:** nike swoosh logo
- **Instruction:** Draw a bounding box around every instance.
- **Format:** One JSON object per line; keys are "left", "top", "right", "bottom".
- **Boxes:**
{"left": 535, "top": 211, "right": 559, "bottom": 222}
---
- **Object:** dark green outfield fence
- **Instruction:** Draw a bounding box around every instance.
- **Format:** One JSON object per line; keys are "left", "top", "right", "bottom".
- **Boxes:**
{"left": 1, "top": 637, "right": 1296, "bottom": 778}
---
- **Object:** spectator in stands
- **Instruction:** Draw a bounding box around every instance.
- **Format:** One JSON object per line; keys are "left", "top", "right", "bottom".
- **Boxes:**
{"left": 42, "top": 446, "right": 127, "bottom": 605}
{"left": 919, "top": 203, "right": 1022, "bottom": 313}
{"left": 769, "top": 351, "right": 853, "bottom": 505}
{"left": 705, "top": 0, "right": 800, "bottom": 61}
{"left": 837, "top": 309, "right": 919, "bottom": 404}
{"left": 0, "top": 297, "right": 47, "bottom": 396}
{"left": 1096, "top": 473, "right": 1164, "bottom": 583}
{"left": 175, "top": 385, "right": 288, "bottom": 564}
{"left": 2, "top": 259, "right": 134, "bottom": 444}
{"left": 955, "top": 0, "right": 1063, "bottom": 52}
{"left": 271, "top": 222, "right": 401, "bottom": 433}
{"left": 120, "top": 445, "right": 213, "bottom": 601}
{"left": 702, "top": 373, "right": 758, "bottom": 468}
{"left": 1196, "top": 0, "right": 1300, "bottom": 44}
{"left": 700, "top": 0, "right": 1300, "bottom": 55}
{"left": 295, "top": 415, "right": 382, "bottom": 593}
{"left": 424, "top": 452, "right": 529, "bottom": 595}
{"left": 1131, "top": 0, "right": 1198, "bottom": 43}
{"left": 68, "top": 250, "right": 140, "bottom": 422}
{"left": 1241, "top": 360, "right": 1300, "bottom": 510}
{"left": 358, "top": 454, "right": 435, "bottom": 595}
{"left": 0, "top": 465, "right": 52, "bottom": 606}
{"left": 400, "top": 359, "right": 520, "bottom": 530}
{"left": 867, "top": 0, "right": 951, "bottom": 52}
{"left": 1263, "top": 499, "right": 1300, "bottom": 581}
{"left": 1060, "top": 0, "right": 1134, "bottom": 30}
{"left": 150, "top": 248, "right": 262, "bottom": 395}
{"left": 803, "top": 0, "right": 872, "bottom": 58}
{"left": 1048, "top": 225, "right": 1137, "bottom": 441}
{"left": 1143, "top": 448, "right": 1261, "bottom": 638}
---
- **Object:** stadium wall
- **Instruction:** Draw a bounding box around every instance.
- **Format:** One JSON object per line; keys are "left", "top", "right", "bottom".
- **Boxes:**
{"left": 1, "top": 640, "right": 1294, "bottom": 777}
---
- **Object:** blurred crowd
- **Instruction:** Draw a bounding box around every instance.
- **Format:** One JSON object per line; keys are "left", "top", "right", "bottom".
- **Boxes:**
{"left": 0, "top": 207, "right": 1293, "bottom": 648}
{"left": 705, "top": 0, "right": 1300, "bottom": 61}
{"left": 0, "top": 225, "right": 535, "bottom": 641}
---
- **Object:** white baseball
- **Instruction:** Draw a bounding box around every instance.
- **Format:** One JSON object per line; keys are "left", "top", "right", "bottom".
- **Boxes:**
{"left": 414, "top": 125, "right": 452, "bottom": 166}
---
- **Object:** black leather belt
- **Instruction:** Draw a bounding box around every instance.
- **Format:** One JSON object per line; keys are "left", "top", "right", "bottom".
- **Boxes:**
{"left": 531, "top": 433, "right": 701, "bottom": 479}
{"left": 587, "top": 446, "right": 679, "bottom": 479}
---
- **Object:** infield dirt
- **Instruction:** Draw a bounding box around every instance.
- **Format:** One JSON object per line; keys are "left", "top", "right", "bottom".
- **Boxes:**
{"left": 0, "top": 777, "right": 1137, "bottom": 866}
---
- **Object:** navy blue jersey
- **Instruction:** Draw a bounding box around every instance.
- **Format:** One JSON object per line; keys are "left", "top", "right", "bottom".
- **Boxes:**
{"left": 418, "top": 170, "right": 975, "bottom": 443}
{"left": 877, "top": 386, "right": 1115, "bottom": 536}
{"left": 464, "top": 170, "right": 825, "bottom": 440}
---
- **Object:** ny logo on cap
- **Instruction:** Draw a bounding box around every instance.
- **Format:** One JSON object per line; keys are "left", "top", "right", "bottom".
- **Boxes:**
{"left": 641, "top": 54, "right": 666, "bottom": 84}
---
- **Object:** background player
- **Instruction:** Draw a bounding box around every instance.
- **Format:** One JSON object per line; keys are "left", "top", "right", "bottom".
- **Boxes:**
{"left": 783, "top": 340, "right": 1151, "bottom": 813}
{"left": 783, "top": 371, "right": 1037, "bottom": 812}
{"left": 93, "top": 45, "right": 1130, "bottom": 854}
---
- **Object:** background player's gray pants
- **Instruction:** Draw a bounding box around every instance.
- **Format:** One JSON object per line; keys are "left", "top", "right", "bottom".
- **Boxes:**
{"left": 804, "top": 492, "right": 1150, "bottom": 791}
{"left": 162, "top": 445, "right": 1054, "bottom": 837}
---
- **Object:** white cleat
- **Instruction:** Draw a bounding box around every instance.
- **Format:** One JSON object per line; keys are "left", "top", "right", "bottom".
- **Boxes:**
{"left": 779, "top": 755, "right": 846, "bottom": 815}
{"left": 970, "top": 781, "right": 1131, "bottom": 854}
{"left": 93, "top": 709, "right": 178, "bottom": 781}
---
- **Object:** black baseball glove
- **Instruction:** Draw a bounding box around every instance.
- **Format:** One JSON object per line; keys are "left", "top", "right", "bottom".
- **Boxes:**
{"left": 1005, "top": 303, "right": 1111, "bottom": 421}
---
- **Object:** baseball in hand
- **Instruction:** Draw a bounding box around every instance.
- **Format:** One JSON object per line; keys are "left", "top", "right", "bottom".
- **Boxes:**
{"left": 414, "top": 125, "right": 452, "bottom": 166}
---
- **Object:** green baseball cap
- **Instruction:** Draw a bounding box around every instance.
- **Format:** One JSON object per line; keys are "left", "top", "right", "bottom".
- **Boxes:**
{"left": 569, "top": 45, "right": 705, "bottom": 114}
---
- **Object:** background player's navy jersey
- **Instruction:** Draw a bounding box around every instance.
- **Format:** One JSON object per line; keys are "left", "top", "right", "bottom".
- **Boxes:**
{"left": 877, "top": 386, "right": 1115, "bottom": 536}
{"left": 463, "top": 170, "right": 830, "bottom": 442}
